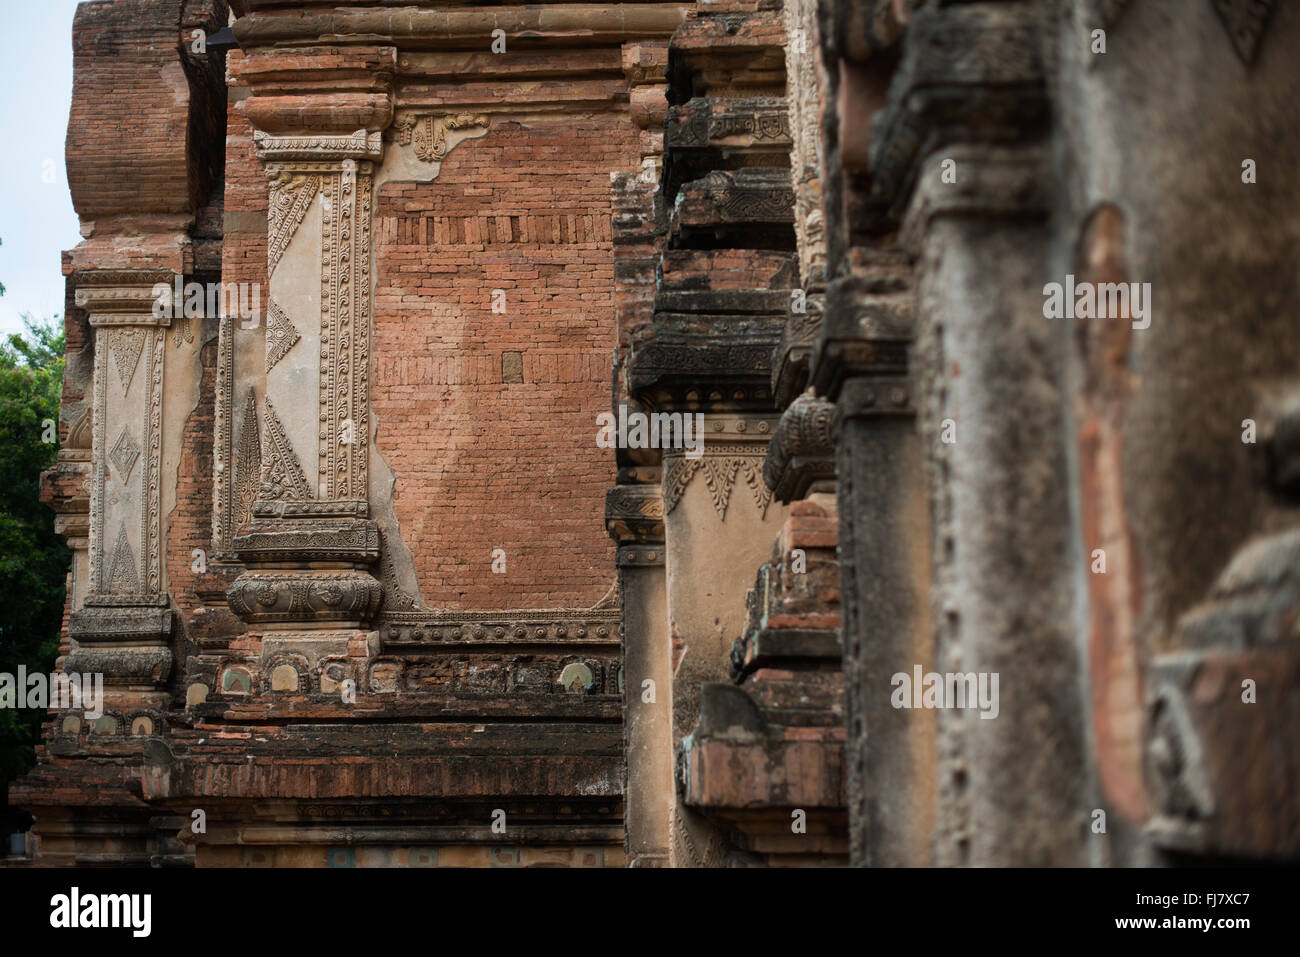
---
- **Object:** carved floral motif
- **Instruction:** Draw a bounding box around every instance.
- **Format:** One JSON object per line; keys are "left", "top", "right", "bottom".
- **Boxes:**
{"left": 259, "top": 397, "right": 313, "bottom": 501}
{"left": 390, "top": 113, "right": 489, "bottom": 163}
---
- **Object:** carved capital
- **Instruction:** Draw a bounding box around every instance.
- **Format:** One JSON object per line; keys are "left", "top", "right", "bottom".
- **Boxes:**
{"left": 772, "top": 290, "right": 824, "bottom": 409}
{"left": 899, "top": 146, "right": 1050, "bottom": 255}
{"left": 605, "top": 484, "right": 665, "bottom": 545}
{"left": 810, "top": 266, "right": 913, "bottom": 402}
{"left": 234, "top": 45, "right": 397, "bottom": 145}
{"left": 869, "top": 2, "right": 1048, "bottom": 207}
{"left": 73, "top": 269, "right": 177, "bottom": 328}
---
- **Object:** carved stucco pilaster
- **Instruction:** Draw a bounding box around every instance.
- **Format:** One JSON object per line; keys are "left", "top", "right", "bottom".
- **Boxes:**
{"left": 659, "top": 416, "right": 784, "bottom": 866}
{"left": 69, "top": 271, "right": 177, "bottom": 687}
{"left": 224, "top": 131, "right": 387, "bottom": 634}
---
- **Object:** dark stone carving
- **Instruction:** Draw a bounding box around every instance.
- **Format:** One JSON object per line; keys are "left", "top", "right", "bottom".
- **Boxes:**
{"left": 810, "top": 268, "right": 913, "bottom": 402}
{"left": 232, "top": 519, "right": 381, "bottom": 564}
{"left": 605, "top": 484, "right": 665, "bottom": 545}
{"left": 629, "top": 288, "right": 789, "bottom": 402}
{"left": 763, "top": 390, "right": 836, "bottom": 503}
{"left": 666, "top": 97, "right": 790, "bottom": 150}
{"left": 227, "top": 571, "right": 383, "bottom": 625}
{"left": 68, "top": 605, "right": 173, "bottom": 643}
{"left": 771, "top": 289, "right": 823, "bottom": 409}
{"left": 868, "top": 2, "right": 1049, "bottom": 205}
{"left": 65, "top": 648, "right": 173, "bottom": 687}
{"left": 669, "top": 169, "right": 797, "bottom": 250}
{"left": 1211, "top": 0, "right": 1276, "bottom": 65}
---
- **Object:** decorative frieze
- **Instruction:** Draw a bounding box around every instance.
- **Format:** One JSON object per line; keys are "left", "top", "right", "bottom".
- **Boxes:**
{"left": 666, "top": 97, "right": 789, "bottom": 149}
{"left": 380, "top": 606, "right": 621, "bottom": 649}
{"left": 63, "top": 648, "right": 173, "bottom": 688}
{"left": 663, "top": 442, "right": 773, "bottom": 520}
{"left": 669, "top": 168, "right": 796, "bottom": 236}
{"left": 68, "top": 605, "right": 173, "bottom": 644}
{"left": 253, "top": 129, "right": 383, "bottom": 162}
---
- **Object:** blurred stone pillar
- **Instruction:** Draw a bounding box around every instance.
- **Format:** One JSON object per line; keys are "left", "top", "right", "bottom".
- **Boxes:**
{"left": 812, "top": 0, "right": 935, "bottom": 866}
{"left": 869, "top": 0, "right": 1087, "bottom": 865}
{"left": 607, "top": 476, "right": 670, "bottom": 867}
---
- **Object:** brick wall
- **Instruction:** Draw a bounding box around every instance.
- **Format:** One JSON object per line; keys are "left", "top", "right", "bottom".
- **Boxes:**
{"left": 373, "top": 115, "right": 638, "bottom": 609}
{"left": 220, "top": 70, "right": 268, "bottom": 313}
{"left": 166, "top": 331, "right": 218, "bottom": 674}
{"left": 66, "top": 0, "right": 225, "bottom": 219}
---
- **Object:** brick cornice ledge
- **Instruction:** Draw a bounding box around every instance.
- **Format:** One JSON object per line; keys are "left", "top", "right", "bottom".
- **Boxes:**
{"left": 230, "top": 4, "right": 692, "bottom": 48}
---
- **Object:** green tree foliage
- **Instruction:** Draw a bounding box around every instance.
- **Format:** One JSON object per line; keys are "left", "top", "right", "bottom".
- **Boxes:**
{"left": 0, "top": 313, "right": 69, "bottom": 792}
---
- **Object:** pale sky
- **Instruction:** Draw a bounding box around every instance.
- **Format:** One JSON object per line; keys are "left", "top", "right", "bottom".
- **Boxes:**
{"left": 0, "top": 0, "right": 84, "bottom": 336}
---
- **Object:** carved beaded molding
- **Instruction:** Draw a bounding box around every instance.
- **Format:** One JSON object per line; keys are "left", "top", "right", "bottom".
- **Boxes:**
{"left": 253, "top": 129, "right": 383, "bottom": 162}
{"left": 212, "top": 315, "right": 238, "bottom": 558}
{"left": 380, "top": 605, "right": 621, "bottom": 650}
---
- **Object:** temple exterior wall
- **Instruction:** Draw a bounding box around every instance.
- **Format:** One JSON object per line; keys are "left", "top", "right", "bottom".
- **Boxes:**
{"left": 6, "top": 0, "right": 1298, "bottom": 869}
